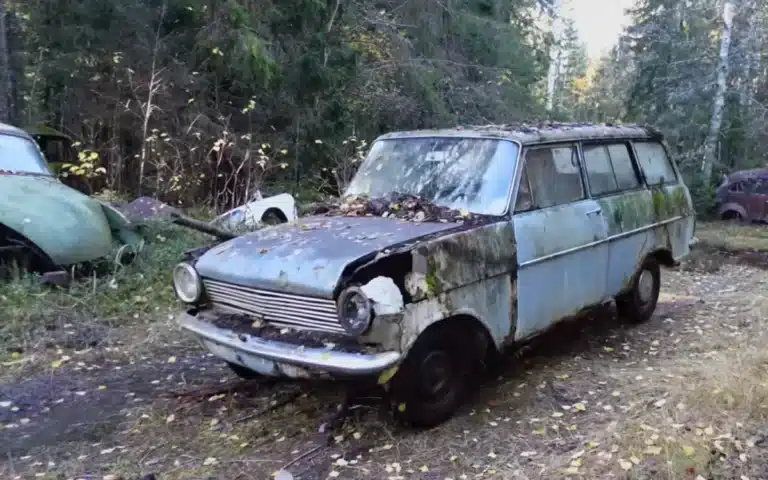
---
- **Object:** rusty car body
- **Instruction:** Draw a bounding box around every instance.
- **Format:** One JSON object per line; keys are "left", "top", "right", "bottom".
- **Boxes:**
{"left": 716, "top": 168, "right": 768, "bottom": 222}
{"left": 0, "top": 122, "right": 143, "bottom": 282}
{"left": 173, "top": 123, "right": 696, "bottom": 427}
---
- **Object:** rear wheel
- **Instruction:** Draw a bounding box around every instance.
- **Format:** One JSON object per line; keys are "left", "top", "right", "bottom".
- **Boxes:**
{"left": 616, "top": 256, "right": 661, "bottom": 324}
{"left": 389, "top": 325, "right": 476, "bottom": 428}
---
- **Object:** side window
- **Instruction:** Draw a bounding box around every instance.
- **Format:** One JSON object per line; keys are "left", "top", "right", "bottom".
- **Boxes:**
{"left": 729, "top": 181, "right": 744, "bottom": 193}
{"left": 583, "top": 143, "right": 641, "bottom": 196}
{"left": 607, "top": 144, "right": 641, "bottom": 189}
{"left": 634, "top": 141, "right": 677, "bottom": 185}
{"left": 755, "top": 179, "right": 768, "bottom": 195}
{"left": 514, "top": 167, "right": 533, "bottom": 213}
{"left": 515, "top": 145, "right": 585, "bottom": 210}
{"left": 583, "top": 145, "right": 618, "bottom": 195}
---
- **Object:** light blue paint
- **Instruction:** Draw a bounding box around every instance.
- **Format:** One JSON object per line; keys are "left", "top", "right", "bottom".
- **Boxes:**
{"left": 513, "top": 199, "right": 611, "bottom": 340}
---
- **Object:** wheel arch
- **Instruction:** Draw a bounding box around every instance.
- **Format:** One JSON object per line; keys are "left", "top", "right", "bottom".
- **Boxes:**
{"left": 403, "top": 312, "right": 499, "bottom": 368}
{"left": 0, "top": 222, "right": 58, "bottom": 272}
{"left": 261, "top": 207, "right": 288, "bottom": 223}
{"left": 718, "top": 202, "right": 747, "bottom": 220}
{"left": 647, "top": 247, "right": 675, "bottom": 268}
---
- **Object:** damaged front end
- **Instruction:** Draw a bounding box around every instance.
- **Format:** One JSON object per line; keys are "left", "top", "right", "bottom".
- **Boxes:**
{"left": 174, "top": 193, "right": 512, "bottom": 383}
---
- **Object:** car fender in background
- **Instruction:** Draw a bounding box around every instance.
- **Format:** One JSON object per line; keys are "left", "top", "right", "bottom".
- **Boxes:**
{"left": 212, "top": 192, "right": 297, "bottom": 231}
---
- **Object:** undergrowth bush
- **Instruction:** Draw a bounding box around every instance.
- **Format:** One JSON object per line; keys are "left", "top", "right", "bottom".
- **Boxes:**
{"left": 0, "top": 221, "right": 208, "bottom": 352}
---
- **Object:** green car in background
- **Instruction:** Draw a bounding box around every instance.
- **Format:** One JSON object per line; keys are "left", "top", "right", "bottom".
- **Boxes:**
{"left": 0, "top": 122, "right": 143, "bottom": 283}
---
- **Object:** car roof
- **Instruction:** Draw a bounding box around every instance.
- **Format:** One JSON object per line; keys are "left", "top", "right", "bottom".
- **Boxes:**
{"left": 726, "top": 168, "right": 768, "bottom": 183}
{"left": 374, "top": 122, "right": 664, "bottom": 146}
{"left": 0, "top": 122, "right": 34, "bottom": 139}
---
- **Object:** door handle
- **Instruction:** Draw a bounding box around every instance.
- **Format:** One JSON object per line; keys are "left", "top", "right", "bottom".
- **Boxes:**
{"left": 585, "top": 208, "right": 602, "bottom": 216}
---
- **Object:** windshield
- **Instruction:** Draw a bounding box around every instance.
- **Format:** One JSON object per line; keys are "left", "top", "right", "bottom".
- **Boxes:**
{"left": 345, "top": 137, "right": 518, "bottom": 216}
{"left": 0, "top": 134, "right": 52, "bottom": 175}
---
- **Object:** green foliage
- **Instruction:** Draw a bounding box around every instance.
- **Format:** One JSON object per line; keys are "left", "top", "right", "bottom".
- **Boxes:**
{"left": 0, "top": 222, "right": 205, "bottom": 347}
{"left": 9, "top": 0, "right": 554, "bottom": 210}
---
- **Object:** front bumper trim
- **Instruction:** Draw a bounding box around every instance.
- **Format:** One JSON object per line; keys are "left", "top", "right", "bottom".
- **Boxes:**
{"left": 179, "top": 312, "right": 401, "bottom": 377}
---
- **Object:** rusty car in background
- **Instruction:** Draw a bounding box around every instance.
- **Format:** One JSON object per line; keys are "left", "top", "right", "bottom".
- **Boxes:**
{"left": 172, "top": 123, "right": 696, "bottom": 427}
{"left": 716, "top": 168, "right": 768, "bottom": 222}
{"left": 0, "top": 122, "right": 143, "bottom": 283}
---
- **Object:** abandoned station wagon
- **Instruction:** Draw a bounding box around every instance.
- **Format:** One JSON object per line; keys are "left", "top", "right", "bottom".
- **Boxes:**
{"left": 174, "top": 123, "right": 696, "bottom": 427}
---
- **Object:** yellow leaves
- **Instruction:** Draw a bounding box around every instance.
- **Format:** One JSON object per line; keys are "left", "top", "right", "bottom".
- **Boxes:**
{"left": 644, "top": 446, "right": 662, "bottom": 455}
{"left": 211, "top": 47, "right": 223, "bottom": 56}
{"left": 419, "top": 465, "right": 429, "bottom": 472}
{"left": 377, "top": 365, "right": 398, "bottom": 385}
{"left": 167, "top": 356, "right": 177, "bottom": 364}
{"left": 603, "top": 346, "right": 615, "bottom": 352}
{"left": 165, "top": 414, "right": 176, "bottom": 424}
{"left": 397, "top": 403, "right": 406, "bottom": 412}
{"left": 573, "top": 402, "right": 586, "bottom": 412}
{"left": 683, "top": 445, "right": 695, "bottom": 457}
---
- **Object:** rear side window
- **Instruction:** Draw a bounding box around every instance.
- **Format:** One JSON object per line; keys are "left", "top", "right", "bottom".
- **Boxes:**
{"left": 634, "top": 141, "right": 677, "bottom": 185}
{"left": 582, "top": 143, "right": 640, "bottom": 196}
{"left": 516, "top": 145, "right": 585, "bottom": 210}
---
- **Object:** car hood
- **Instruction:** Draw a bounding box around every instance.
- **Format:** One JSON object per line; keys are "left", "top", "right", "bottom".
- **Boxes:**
{"left": 0, "top": 174, "right": 114, "bottom": 265}
{"left": 194, "top": 215, "right": 463, "bottom": 298}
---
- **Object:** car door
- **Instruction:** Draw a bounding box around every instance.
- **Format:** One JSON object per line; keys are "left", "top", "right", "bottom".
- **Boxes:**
{"left": 750, "top": 178, "right": 768, "bottom": 222}
{"left": 512, "top": 143, "right": 609, "bottom": 341}
{"left": 581, "top": 141, "right": 647, "bottom": 296}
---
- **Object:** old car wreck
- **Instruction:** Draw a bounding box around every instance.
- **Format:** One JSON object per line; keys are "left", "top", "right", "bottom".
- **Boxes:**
{"left": 173, "top": 123, "right": 696, "bottom": 427}
{"left": 0, "top": 122, "right": 144, "bottom": 283}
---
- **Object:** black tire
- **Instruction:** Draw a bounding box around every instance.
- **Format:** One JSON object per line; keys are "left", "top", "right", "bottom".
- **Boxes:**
{"left": 616, "top": 256, "right": 661, "bottom": 324}
{"left": 389, "top": 326, "right": 475, "bottom": 428}
{"left": 226, "top": 362, "right": 262, "bottom": 380}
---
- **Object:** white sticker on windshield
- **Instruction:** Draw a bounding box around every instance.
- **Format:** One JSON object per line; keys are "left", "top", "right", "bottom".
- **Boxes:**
{"left": 425, "top": 151, "right": 448, "bottom": 163}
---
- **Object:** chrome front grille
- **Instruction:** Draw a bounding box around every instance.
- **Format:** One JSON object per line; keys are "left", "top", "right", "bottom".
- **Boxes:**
{"left": 202, "top": 279, "right": 344, "bottom": 333}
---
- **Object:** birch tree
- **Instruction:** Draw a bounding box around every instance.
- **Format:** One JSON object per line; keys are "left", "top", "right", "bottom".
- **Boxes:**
{"left": 701, "top": 0, "right": 734, "bottom": 184}
{"left": 0, "top": 0, "right": 10, "bottom": 124}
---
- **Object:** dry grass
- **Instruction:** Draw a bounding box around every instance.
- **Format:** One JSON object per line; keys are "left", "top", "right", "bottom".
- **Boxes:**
{"left": 3, "top": 221, "right": 768, "bottom": 479}
{"left": 695, "top": 220, "right": 768, "bottom": 252}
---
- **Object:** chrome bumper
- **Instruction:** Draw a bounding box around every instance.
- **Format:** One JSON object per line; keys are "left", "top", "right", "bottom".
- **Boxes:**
{"left": 178, "top": 312, "right": 401, "bottom": 378}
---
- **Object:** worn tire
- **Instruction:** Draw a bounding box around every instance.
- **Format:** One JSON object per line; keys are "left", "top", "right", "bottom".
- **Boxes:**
{"left": 389, "top": 326, "right": 475, "bottom": 428}
{"left": 616, "top": 256, "right": 661, "bottom": 324}
{"left": 226, "top": 362, "right": 262, "bottom": 380}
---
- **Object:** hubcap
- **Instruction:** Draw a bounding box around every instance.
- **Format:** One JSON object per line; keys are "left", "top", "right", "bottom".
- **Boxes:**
{"left": 420, "top": 350, "right": 453, "bottom": 399}
{"left": 637, "top": 269, "right": 655, "bottom": 307}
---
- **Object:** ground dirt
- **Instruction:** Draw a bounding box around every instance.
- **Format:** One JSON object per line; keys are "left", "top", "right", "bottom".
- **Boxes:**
{"left": 2, "top": 223, "right": 768, "bottom": 480}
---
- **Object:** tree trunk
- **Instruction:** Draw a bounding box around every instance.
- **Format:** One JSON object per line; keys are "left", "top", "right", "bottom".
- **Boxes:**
{"left": 0, "top": 0, "right": 11, "bottom": 124}
{"left": 740, "top": 0, "right": 760, "bottom": 107}
{"left": 701, "top": 1, "right": 734, "bottom": 185}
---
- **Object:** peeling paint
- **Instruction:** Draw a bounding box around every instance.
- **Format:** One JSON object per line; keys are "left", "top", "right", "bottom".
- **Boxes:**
{"left": 360, "top": 276, "right": 404, "bottom": 316}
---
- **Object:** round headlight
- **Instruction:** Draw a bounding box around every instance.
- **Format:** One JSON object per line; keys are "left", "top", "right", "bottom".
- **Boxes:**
{"left": 337, "top": 286, "right": 373, "bottom": 336}
{"left": 173, "top": 262, "right": 202, "bottom": 304}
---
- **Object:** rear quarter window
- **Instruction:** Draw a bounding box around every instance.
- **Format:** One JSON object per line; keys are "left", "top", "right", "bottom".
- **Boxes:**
{"left": 633, "top": 141, "right": 677, "bottom": 186}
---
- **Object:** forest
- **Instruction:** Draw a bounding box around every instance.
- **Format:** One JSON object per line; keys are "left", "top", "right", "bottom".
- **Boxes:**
{"left": 0, "top": 0, "right": 762, "bottom": 215}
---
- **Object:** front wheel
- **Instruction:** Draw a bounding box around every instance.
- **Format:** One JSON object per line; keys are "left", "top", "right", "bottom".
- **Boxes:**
{"left": 616, "top": 256, "right": 661, "bottom": 324}
{"left": 389, "top": 327, "right": 474, "bottom": 428}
